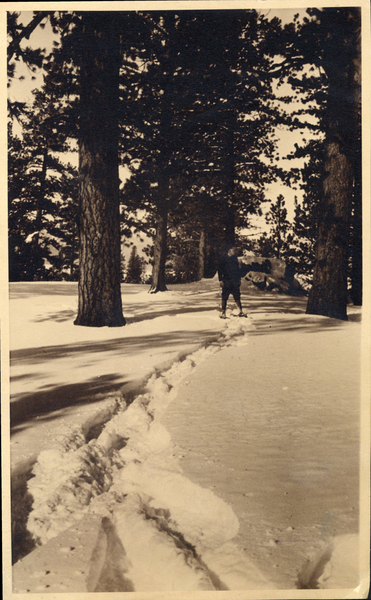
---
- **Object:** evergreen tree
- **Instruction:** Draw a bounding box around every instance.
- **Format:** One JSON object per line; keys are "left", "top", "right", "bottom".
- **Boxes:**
{"left": 8, "top": 83, "right": 78, "bottom": 281}
{"left": 280, "top": 8, "right": 361, "bottom": 319}
{"left": 8, "top": 11, "right": 139, "bottom": 324}
{"left": 288, "top": 140, "right": 324, "bottom": 281}
{"left": 262, "top": 194, "right": 292, "bottom": 260}
{"left": 305, "top": 9, "right": 361, "bottom": 319}
{"left": 125, "top": 246, "right": 144, "bottom": 283}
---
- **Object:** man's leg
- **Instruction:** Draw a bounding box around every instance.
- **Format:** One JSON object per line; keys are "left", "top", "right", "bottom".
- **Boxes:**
{"left": 232, "top": 284, "right": 245, "bottom": 315}
{"left": 220, "top": 284, "right": 230, "bottom": 317}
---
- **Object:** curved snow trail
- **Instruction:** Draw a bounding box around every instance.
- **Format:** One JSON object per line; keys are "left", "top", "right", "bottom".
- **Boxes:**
{"left": 22, "top": 314, "right": 276, "bottom": 591}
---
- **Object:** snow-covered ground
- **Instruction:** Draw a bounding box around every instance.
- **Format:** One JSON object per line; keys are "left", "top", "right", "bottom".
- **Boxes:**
{"left": 5, "top": 279, "right": 369, "bottom": 597}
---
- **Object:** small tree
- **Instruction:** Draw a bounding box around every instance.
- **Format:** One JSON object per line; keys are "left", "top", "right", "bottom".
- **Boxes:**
{"left": 125, "top": 246, "right": 144, "bottom": 283}
{"left": 254, "top": 195, "right": 292, "bottom": 261}
{"left": 264, "top": 195, "right": 292, "bottom": 260}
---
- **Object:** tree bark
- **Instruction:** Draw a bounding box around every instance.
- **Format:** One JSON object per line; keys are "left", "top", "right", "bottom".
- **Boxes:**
{"left": 74, "top": 13, "right": 125, "bottom": 327}
{"left": 149, "top": 200, "right": 168, "bottom": 293}
{"left": 306, "top": 8, "right": 361, "bottom": 320}
{"left": 148, "top": 14, "right": 177, "bottom": 294}
{"left": 306, "top": 141, "right": 353, "bottom": 320}
{"left": 197, "top": 226, "right": 207, "bottom": 281}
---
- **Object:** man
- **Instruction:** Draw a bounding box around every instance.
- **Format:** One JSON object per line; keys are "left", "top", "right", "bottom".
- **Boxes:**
{"left": 218, "top": 246, "right": 247, "bottom": 318}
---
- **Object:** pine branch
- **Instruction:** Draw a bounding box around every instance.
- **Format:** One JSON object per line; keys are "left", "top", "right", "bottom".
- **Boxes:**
{"left": 8, "top": 12, "right": 50, "bottom": 63}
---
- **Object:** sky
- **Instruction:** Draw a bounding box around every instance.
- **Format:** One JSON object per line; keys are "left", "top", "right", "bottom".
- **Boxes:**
{"left": 7, "top": 8, "right": 316, "bottom": 228}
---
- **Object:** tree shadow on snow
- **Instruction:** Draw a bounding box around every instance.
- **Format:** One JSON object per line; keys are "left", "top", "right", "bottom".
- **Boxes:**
{"left": 9, "top": 283, "right": 79, "bottom": 300}
{"left": 249, "top": 311, "right": 361, "bottom": 337}
{"left": 10, "top": 329, "right": 220, "bottom": 431}
{"left": 33, "top": 309, "right": 77, "bottom": 323}
{"left": 128, "top": 305, "right": 218, "bottom": 323}
{"left": 11, "top": 329, "right": 218, "bottom": 366}
{"left": 243, "top": 292, "right": 361, "bottom": 333}
{"left": 31, "top": 302, "right": 218, "bottom": 325}
{"left": 9, "top": 288, "right": 361, "bottom": 431}
{"left": 10, "top": 373, "right": 127, "bottom": 431}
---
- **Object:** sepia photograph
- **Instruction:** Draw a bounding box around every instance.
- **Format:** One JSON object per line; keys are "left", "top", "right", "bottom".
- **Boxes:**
{"left": 3, "top": 2, "right": 370, "bottom": 598}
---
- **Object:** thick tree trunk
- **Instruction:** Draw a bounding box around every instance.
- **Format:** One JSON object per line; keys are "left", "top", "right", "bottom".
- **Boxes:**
{"left": 306, "top": 8, "right": 360, "bottom": 321}
{"left": 74, "top": 14, "right": 125, "bottom": 327}
{"left": 149, "top": 205, "right": 168, "bottom": 293}
{"left": 306, "top": 141, "right": 353, "bottom": 320}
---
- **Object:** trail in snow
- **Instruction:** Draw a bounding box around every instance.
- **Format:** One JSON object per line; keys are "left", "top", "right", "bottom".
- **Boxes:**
{"left": 21, "top": 314, "right": 276, "bottom": 591}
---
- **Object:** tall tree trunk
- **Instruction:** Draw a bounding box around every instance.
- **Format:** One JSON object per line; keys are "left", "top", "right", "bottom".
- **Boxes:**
{"left": 74, "top": 13, "right": 125, "bottom": 327}
{"left": 197, "top": 226, "right": 207, "bottom": 281}
{"left": 149, "top": 162, "right": 169, "bottom": 293}
{"left": 306, "top": 8, "right": 360, "bottom": 320}
{"left": 306, "top": 141, "right": 353, "bottom": 320}
{"left": 149, "top": 202, "right": 168, "bottom": 293}
{"left": 148, "top": 14, "right": 177, "bottom": 294}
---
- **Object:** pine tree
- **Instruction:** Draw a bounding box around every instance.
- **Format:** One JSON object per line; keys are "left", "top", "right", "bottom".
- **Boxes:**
{"left": 8, "top": 83, "right": 78, "bottom": 281}
{"left": 304, "top": 9, "right": 361, "bottom": 320}
{"left": 279, "top": 8, "right": 361, "bottom": 319}
{"left": 125, "top": 246, "right": 144, "bottom": 283}
{"left": 287, "top": 141, "right": 324, "bottom": 282}
{"left": 263, "top": 195, "right": 292, "bottom": 260}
